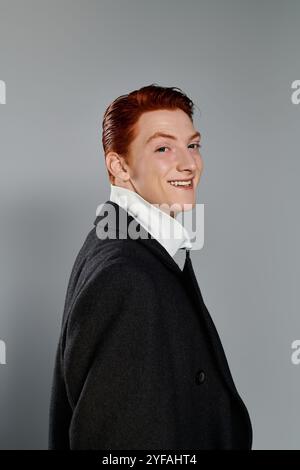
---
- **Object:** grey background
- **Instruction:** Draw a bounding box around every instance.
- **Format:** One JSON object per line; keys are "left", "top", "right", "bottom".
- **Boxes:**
{"left": 0, "top": 0, "right": 299, "bottom": 449}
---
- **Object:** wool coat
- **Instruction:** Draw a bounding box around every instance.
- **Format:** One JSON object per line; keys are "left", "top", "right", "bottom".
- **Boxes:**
{"left": 48, "top": 200, "right": 253, "bottom": 450}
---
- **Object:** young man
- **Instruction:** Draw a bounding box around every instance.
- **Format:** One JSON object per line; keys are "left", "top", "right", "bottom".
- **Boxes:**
{"left": 48, "top": 84, "right": 253, "bottom": 450}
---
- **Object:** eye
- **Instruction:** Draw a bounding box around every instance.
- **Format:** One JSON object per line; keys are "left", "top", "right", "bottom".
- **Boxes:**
{"left": 155, "top": 146, "right": 169, "bottom": 153}
{"left": 189, "top": 143, "right": 202, "bottom": 150}
{"left": 155, "top": 143, "right": 202, "bottom": 153}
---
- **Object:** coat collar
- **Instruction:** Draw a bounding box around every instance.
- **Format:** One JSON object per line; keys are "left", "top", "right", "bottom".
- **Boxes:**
{"left": 93, "top": 200, "right": 186, "bottom": 277}
{"left": 106, "top": 184, "right": 192, "bottom": 258}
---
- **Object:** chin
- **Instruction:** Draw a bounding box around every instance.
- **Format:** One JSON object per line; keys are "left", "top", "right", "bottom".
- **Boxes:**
{"left": 168, "top": 200, "right": 195, "bottom": 215}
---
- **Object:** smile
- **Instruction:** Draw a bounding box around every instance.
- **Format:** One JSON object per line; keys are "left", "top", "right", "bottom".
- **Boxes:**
{"left": 168, "top": 179, "right": 193, "bottom": 189}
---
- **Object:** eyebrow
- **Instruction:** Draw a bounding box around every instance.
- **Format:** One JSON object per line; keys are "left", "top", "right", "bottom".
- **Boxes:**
{"left": 145, "top": 131, "right": 201, "bottom": 145}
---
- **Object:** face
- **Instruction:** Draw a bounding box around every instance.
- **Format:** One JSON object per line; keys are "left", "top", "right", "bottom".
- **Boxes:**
{"left": 113, "top": 108, "right": 203, "bottom": 217}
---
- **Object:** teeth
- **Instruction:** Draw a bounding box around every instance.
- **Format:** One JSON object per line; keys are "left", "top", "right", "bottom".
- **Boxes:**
{"left": 169, "top": 180, "right": 192, "bottom": 186}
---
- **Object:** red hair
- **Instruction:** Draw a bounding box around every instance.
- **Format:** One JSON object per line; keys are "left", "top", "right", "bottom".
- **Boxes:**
{"left": 101, "top": 83, "right": 196, "bottom": 183}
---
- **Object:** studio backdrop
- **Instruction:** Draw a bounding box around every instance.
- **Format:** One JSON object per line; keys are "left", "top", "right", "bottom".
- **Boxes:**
{"left": 0, "top": 0, "right": 299, "bottom": 449}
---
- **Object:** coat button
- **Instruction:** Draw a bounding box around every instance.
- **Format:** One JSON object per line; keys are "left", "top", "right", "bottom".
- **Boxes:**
{"left": 195, "top": 369, "right": 205, "bottom": 385}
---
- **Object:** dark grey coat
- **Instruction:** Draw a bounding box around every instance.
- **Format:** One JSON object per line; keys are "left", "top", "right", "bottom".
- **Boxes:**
{"left": 48, "top": 200, "right": 253, "bottom": 450}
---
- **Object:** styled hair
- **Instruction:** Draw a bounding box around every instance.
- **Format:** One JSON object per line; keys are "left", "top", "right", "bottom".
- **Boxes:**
{"left": 101, "top": 83, "right": 196, "bottom": 183}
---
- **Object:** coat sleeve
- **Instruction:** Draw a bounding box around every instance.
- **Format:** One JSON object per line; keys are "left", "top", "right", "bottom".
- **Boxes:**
{"left": 62, "top": 262, "right": 171, "bottom": 450}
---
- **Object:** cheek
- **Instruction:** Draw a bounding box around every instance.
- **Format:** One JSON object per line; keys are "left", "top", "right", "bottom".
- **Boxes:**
{"left": 134, "top": 166, "right": 157, "bottom": 190}
{"left": 154, "top": 157, "right": 173, "bottom": 175}
{"left": 134, "top": 154, "right": 174, "bottom": 185}
{"left": 199, "top": 158, "right": 204, "bottom": 173}
{"left": 194, "top": 155, "right": 203, "bottom": 172}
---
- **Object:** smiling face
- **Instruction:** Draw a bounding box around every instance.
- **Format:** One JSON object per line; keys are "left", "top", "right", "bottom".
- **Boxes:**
{"left": 107, "top": 108, "right": 204, "bottom": 217}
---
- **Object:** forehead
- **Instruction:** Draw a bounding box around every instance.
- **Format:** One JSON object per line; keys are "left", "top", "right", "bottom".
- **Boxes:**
{"left": 135, "top": 109, "right": 196, "bottom": 142}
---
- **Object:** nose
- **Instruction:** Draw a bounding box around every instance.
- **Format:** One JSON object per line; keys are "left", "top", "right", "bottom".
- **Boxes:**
{"left": 176, "top": 147, "right": 199, "bottom": 173}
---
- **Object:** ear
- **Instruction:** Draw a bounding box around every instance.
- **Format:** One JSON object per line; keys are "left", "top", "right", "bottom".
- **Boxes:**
{"left": 105, "top": 152, "right": 130, "bottom": 182}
